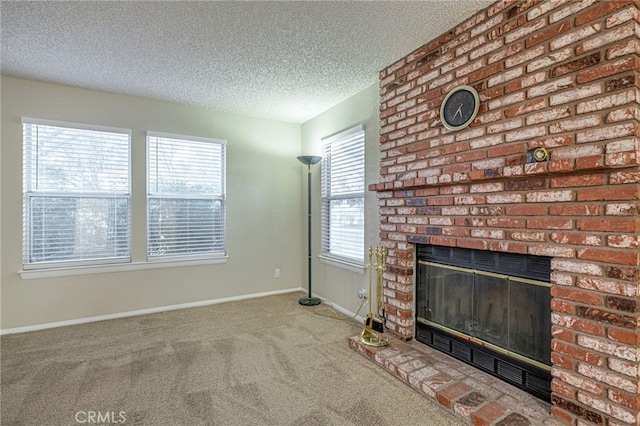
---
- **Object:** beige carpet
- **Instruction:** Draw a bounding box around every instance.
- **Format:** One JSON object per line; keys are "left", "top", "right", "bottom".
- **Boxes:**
{"left": 1, "top": 292, "right": 464, "bottom": 426}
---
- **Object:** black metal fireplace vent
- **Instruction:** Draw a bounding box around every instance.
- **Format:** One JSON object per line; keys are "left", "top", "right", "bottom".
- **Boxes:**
{"left": 417, "top": 245, "right": 551, "bottom": 282}
{"left": 416, "top": 324, "right": 552, "bottom": 401}
{"left": 415, "top": 245, "right": 552, "bottom": 401}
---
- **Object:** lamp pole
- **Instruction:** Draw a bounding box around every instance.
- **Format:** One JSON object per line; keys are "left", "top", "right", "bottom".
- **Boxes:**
{"left": 297, "top": 155, "right": 321, "bottom": 306}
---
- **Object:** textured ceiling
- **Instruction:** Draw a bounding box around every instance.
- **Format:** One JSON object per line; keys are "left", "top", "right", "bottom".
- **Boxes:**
{"left": 1, "top": 0, "right": 494, "bottom": 123}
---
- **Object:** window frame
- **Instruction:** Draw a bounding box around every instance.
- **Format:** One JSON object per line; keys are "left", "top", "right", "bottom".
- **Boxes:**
{"left": 319, "top": 124, "right": 366, "bottom": 269}
{"left": 146, "top": 131, "right": 227, "bottom": 262}
{"left": 22, "top": 117, "right": 133, "bottom": 271}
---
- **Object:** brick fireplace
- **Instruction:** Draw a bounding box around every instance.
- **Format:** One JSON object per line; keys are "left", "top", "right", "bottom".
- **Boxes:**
{"left": 366, "top": 1, "right": 639, "bottom": 424}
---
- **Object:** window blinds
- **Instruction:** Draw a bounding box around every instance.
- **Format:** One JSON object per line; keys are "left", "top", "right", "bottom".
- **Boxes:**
{"left": 321, "top": 125, "right": 365, "bottom": 265}
{"left": 22, "top": 119, "right": 131, "bottom": 268}
{"left": 147, "top": 133, "right": 226, "bottom": 260}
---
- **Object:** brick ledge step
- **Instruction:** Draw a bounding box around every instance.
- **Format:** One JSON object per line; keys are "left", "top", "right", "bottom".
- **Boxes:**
{"left": 348, "top": 335, "right": 562, "bottom": 425}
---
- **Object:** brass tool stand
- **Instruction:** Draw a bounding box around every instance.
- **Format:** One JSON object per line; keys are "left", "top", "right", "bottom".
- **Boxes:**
{"left": 359, "top": 246, "right": 389, "bottom": 347}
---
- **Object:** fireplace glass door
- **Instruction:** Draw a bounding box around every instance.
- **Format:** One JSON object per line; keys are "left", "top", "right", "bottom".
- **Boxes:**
{"left": 418, "top": 261, "right": 551, "bottom": 366}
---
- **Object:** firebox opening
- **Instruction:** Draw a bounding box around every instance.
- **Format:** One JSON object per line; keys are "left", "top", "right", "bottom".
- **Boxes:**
{"left": 415, "top": 245, "right": 552, "bottom": 401}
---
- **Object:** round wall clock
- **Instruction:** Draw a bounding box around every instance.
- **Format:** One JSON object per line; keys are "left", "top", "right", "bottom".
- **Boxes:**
{"left": 440, "top": 85, "right": 480, "bottom": 131}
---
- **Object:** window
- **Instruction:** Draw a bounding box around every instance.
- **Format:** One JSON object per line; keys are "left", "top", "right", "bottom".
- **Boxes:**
{"left": 22, "top": 119, "right": 131, "bottom": 269}
{"left": 321, "top": 125, "right": 365, "bottom": 266}
{"left": 147, "top": 132, "right": 226, "bottom": 260}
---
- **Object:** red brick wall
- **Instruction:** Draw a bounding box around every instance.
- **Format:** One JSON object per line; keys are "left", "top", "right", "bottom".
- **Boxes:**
{"left": 371, "top": 0, "right": 640, "bottom": 424}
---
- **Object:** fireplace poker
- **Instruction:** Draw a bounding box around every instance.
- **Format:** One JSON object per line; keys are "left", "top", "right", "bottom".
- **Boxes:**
{"left": 373, "top": 245, "right": 386, "bottom": 333}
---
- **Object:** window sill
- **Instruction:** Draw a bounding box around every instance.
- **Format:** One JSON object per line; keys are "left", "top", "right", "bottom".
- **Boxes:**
{"left": 318, "top": 255, "right": 365, "bottom": 274}
{"left": 19, "top": 257, "right": 228, "bottom": 280}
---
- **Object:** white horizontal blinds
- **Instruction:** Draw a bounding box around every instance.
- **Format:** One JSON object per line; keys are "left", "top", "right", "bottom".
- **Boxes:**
{"left": 147, "top": 133, "right": 226, "bottom": 260}
{"left": 321, "top": 125, "right": 365, "bottom": 265}
{"left": 22, "top": 119, "right": 131, "bottom": 268}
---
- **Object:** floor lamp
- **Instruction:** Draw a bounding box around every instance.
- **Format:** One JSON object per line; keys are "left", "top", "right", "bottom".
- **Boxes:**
{"left": 297, "top": 155, "right": 322, "bottom": 306}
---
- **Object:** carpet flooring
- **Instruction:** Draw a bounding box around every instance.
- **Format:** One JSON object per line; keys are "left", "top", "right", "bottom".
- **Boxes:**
{"left": 1, "top": 292, "right": 464, "bottom": 425}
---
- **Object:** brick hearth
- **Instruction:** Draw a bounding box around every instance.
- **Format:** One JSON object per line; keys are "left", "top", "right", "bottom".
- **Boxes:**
{"left": 362, "top": 1, "right": 640, "bottom": 424}
{"left": 349, "top": 335, "right": 561, "bottom": 425}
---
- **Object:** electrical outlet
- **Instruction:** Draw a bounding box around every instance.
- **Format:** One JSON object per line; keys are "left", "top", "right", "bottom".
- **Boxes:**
{"left": 358, "top": 289, "right": 367, "bottom": 299}
{"left": 274, "top": 268, "right": 280, "bottom": 278}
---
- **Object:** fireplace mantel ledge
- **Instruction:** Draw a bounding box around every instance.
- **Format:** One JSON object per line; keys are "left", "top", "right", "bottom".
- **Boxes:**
{"left": 368, "top": 159, "right": 638, "bottom": 192}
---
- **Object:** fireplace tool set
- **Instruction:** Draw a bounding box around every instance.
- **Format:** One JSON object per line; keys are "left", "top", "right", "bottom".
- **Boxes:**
{"left": 359, "top": 245, "right": 389, "bottom": 347}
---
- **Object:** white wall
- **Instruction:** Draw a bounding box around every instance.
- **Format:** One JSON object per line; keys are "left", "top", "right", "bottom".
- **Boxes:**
{"left": 300, "top": 83, "right": 380, "bottom": 316}
{"left": 1, "top": 76, "right": 303, "bottom": 330}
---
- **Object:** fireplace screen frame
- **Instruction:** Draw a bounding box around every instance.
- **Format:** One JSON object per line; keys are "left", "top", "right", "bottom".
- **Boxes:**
{"left": 415, "top": 245, "right": 552, "bottom": 401}
{"left": 418, "top": 261, "right": 552, "bottom": 369}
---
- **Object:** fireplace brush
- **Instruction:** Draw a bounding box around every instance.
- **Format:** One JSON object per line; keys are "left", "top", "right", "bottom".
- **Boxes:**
{"left": 359, "top": 245, "right": 389, "bottom": 347}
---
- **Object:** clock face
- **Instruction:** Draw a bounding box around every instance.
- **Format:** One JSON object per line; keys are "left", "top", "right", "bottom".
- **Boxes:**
{"left": 440, "top": 86, "right": 480, "bottom": 131}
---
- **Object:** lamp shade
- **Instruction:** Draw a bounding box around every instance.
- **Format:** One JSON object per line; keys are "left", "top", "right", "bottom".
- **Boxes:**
{"left": 297, "top": 155, "right": 322, "bottom": 166}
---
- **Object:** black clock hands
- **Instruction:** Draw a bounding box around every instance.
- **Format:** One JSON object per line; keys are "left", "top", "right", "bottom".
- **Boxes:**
{"left": 453, "top": 104, "right": 464, "bottom": 120}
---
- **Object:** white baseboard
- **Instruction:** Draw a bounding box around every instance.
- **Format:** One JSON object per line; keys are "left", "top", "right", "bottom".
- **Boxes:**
{"left": 1, "top": 287, "right": 305, "bottom": 335}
